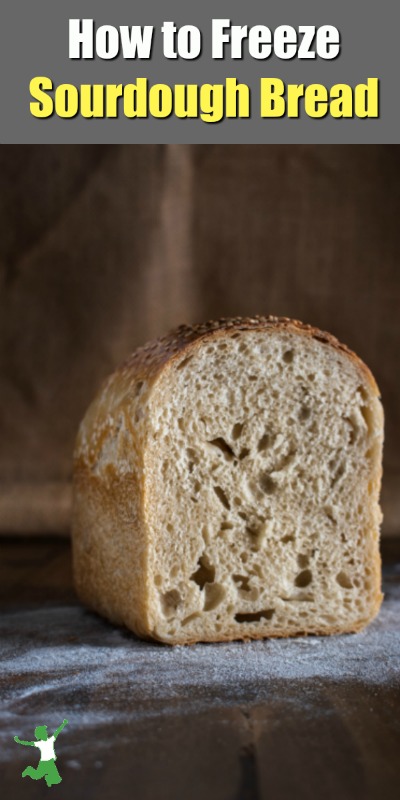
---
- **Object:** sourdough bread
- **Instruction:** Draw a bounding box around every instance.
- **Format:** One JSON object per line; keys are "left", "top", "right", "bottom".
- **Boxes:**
{"left": 72, "top": 317, "right": 384, "bottom": 644}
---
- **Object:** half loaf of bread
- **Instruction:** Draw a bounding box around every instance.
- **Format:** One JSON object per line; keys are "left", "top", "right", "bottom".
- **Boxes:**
{"left": 72, "top": 316, "right": 384, "bottom": 644}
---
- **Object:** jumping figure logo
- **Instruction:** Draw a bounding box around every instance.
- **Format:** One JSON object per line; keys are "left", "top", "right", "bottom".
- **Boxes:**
{"left": 14, "top": 719, "right": 68, "bottom": 787}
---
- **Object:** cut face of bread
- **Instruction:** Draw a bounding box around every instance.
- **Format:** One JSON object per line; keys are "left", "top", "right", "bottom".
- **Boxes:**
{"left": 72, "top": 318, "right": 384, "bottom": 644}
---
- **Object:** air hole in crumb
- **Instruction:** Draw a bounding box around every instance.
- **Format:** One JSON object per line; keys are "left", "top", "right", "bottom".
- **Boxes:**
{"left": 282, "top": 594, "right": 314, "bottom": 604}
{"left": 235, "top": 609, "right": 275, "bottom": 623}
{"left": 295, "top": 570, "right": 313, "bottom": 588}
{"left": 282, "top": 535, "right": 294, "bottom": 544}
{"left": 193, "top": 480, "right": 201, "bottom": 493}
{"left": 213, "top": 485, "right": 230, "bottom": 510}
{"left": 259, "top": 474, "right": 276, "bottom": 495}
{"left": 258, "top": 434, "right": 270, "bottom": 452}
{"left": 232, "top": 422, "right": 244, "bottom": 440}
{"left": 360, "top": 404, "right": 373, "bottom": 433}
{"left": 239, "top": 448, "right": 250, "bottom": 460}
{"left": 283, "top": 350, "right": 294, "bottom": 363}
{"left": 161, "top": 590, "right": 181, "bottom": 616}
{"left": 208, "top": 437, "right": 235, "bottom": 460}
{"left": 251, "top": 564, "right": 263, "bottom": 579}
{"left": 220, "top": 521, "right": 234, "bottom": 531}
{"left": 187, "top": 448, "right": 198, "bottom": 465}
{"left": 299, "top": 406, "right": 311, "bottom": 422}
{"left": 204, "top": 583, "right": 225, "bottom": 611}
{"left": 249, "top": 375, "right": 258, "bottom": 382}
{"left": 322, "top": 615, "right": 337, "bottom": 624}
{"left": 178, "top": 417, "right": 185, "bottom": 431}
{"left": 234, "top": 497, "right": 242, "bottom": 506}
{"left": 297, "top": 554, "right": 310, "bottom": 569}
{"left": 135, "top": 381, "right": 144, "bottom": 395}
{"left": 202, "top": 526, "right": 210, "bottom": 545}
{"left": 233, "top": 574, "right": 251, "bottom": 592}
{"left": 190, "top": 555, "right": 215, "bottom": 589}
{"left": 246, "top": 523, "right": 267, "bottom": 549}
{"left": 240, "top": 552, "right": 248, "bottom": 563}
{"left": 313, "top": 334, "right": 330, "bottom": 344}
{"left": 336, "top": 571, "right": 353, "bottom": 589}
{"left": 238, "top": 511, "right": 249, "bottom": 522}
{"left": 344, "top": 417, "right": 357, "bottom": 445}
{"left": 177, "top": 355, "right": 193, "bottom": 370}
{"left": 181, "top": 613, "right": 200, "bottom": 626}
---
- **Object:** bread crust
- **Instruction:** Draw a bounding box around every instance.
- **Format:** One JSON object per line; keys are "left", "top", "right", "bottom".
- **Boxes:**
{"left": 118, "top": 315, "right": 380, "bottom": 394}
{"left": 72, "top": 316, "right": 383, "bottom": 645}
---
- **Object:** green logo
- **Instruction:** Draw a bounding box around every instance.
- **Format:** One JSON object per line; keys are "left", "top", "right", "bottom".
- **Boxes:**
{"left": 14, "top": 720, "right": 68, "bottom": 787}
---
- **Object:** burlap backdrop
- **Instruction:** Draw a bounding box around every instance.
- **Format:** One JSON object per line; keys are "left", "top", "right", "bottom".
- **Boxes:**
{"left": 0, "top": 145, "right": 398, "bottom": 535}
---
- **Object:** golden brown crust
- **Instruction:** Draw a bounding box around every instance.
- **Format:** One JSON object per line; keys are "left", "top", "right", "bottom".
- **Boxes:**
{"left": 117, "top": 315, "right": 380, "bottom": 397}
{"left": 72, "top": 316, "right": 383, "bottom": 645}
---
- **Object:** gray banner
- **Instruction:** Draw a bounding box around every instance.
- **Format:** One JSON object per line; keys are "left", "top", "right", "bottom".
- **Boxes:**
{"left": 1, "top": 0, "right": 398, "bottom": 143}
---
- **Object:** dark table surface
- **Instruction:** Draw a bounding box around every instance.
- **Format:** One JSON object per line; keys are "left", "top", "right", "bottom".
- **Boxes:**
{"left": 1, "top": 537, "right": 400, "bottom": 800}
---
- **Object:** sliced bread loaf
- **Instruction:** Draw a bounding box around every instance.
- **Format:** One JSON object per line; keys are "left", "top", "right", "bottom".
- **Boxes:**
{"left": 72, "top": 316, "right": 384, "bottom": 644}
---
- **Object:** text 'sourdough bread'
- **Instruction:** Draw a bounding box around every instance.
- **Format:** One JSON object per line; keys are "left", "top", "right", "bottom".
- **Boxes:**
{"left": 72, "top": 316, "right": 384, "bottom": 644}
